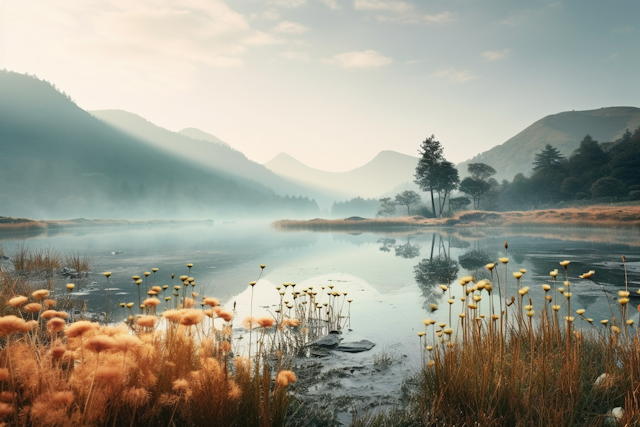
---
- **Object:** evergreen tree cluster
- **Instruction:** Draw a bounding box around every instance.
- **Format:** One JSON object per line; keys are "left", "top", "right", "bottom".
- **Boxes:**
{"left": 485, "top": 127, "right": 640, "bottom": 210}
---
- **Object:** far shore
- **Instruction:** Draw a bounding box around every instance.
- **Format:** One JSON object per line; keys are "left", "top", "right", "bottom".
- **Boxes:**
{"left": 273, "top": 205, "right": 640, "bottom": 231}
{"left": 0, "top": 216, "right": 214, "bottom": 232}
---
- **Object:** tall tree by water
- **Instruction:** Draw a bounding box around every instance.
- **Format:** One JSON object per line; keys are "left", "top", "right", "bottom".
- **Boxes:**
{"left": 459, "top": 163, "right": 497, "bottom": 209}
{"left": 394, "top": 190, "right": 421, "bottom": 216}
{"left": 414, "top": 135, "right": 444, "bottom": 216}
{"left": 430, "top": 161, "right": 460, "bottom": 217}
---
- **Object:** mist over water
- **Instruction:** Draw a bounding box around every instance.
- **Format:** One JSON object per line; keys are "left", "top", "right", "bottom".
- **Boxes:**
{"left": 2, "top": 223, "right": 640, "bottom": 353}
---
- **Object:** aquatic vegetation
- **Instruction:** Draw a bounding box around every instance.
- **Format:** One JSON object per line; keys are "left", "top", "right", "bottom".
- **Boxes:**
{"left": 406, "top": 248, "right": 640, "bottom": 426}
{"left": 0, "top": 261, "right": 356, "bottom": 426}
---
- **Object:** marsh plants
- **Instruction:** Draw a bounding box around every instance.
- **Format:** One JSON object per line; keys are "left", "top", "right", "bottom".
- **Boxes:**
{"left": 356, "top": 243, "right": 640, "bottom": 427}
{"left": 0, "top": 262, "right": 354, "bottom": 426}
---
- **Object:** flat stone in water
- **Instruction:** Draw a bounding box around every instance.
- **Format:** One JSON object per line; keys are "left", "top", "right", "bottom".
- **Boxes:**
{"left": 311, "top": 334, "right": 342, "bottom": 348}
{"left": 336, "top": 339, "right": 375, "bottom": 353}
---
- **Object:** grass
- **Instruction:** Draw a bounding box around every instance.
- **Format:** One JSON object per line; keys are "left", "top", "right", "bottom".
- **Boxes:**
{"left": 363, "top": 247, "right": 640, "bottom": 426}
{"left": 273, "top": 205, "right": 640, "bottom": 231}
{"left": 0, "top": 260, "right": 354, "bottom": 426}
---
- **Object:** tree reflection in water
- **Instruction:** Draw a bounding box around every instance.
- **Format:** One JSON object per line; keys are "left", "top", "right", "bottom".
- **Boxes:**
{"left": 414, "top": 256, "right": 460, "bottom": 304}
{"left": 395, "top": 237, "right": 421, "bottom": 259}
{"left": 377, "top": 238, "right": 396, "bottom": 252}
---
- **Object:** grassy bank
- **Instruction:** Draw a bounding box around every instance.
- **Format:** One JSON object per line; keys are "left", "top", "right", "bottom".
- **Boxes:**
{"left": 352, "top": 248, "right": 640, "bottom": 427}
{"left": 274, "top": 205, "right": 640, "bottom": 231}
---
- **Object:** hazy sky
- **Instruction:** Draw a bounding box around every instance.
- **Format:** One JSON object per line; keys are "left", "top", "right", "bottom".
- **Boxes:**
{"left": 2, "top": 0, "right": 638, "bottom": 171}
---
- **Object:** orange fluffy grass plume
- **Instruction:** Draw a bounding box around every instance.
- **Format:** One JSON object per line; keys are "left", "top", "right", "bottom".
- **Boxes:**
{"left": 275, "top": 370, "right": 297, "bottom": 387}
{"left": 257, "top": 317, "right": 275, "bottom": 328}
{"left": 65, "top": 320, "right": 98, "bottom": 338}
{"left": 7, "top": 296, "right": 28, "bottom": 308}
{"left": 47, "top": 318, "right": 66, "bottom": 333}
{"left": 85, "top": 335, "right": 117, "bottom": 353}
{"left": 32, "top": 289, "right": 50, "bottom": 300}
{"left": 0, "top": 315, "right": 28, "bottom": 336}
{"left": 24, "top": 303, "right": 42, "bottom": 313}
{"left": 180, "top": 310, "right": 204, "bottom": 326}
{"left": 137, "top": 316, "right": 157, "bottom": 328}
{"left": 204, "top": 297, "right": 219, "bottom": 307}
{"left": 143, "top": 298, "right": 160, "bottom": 307}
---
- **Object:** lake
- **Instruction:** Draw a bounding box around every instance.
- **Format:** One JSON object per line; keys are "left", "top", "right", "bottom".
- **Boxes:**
{"left": 1, "top": 222, "right": 639, "bottom": 418}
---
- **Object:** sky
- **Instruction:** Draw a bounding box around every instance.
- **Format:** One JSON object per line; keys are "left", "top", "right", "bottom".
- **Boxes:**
{"left": 1, "top": 0, "right": 639, "bottom": 172}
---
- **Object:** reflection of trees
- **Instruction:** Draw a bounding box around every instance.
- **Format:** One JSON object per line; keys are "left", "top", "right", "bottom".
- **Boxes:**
{"left": 395, "top": 237, "right": 421, "bottom": 259}
{"left": 449, "top": 235, "right": 471, "bottom": 249}
{"left": 377, "top": 238, "right": 396, "bottom": 252}
{"left": 458, "top": 249, "right": 494, "bottom": 270}
{"left": 414, "top": 255, "right": 460, "bottom": 302}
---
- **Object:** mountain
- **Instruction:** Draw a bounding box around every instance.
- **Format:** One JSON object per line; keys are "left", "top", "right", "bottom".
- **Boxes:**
{"left": 89, "top": 110, "right": 337, "bottom": 206}
{"left": 0, "top": 71, "right": 318, "bottom": 219}
{"left": 178, "top": 127, "right": 230, "bottom": 148}
{"left": 459, "top": 107, "right": 640, "bottom": 181}
{"left": 265, "top": 150, "right": 420, "bottom": 199}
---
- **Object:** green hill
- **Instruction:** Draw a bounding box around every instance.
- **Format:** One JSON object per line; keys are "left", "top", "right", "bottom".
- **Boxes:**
{"left": 459, "top": 107, "right": 640, "bottom": 180}
{"left": 0, "top": 71, "right": 318, "bottom": 219}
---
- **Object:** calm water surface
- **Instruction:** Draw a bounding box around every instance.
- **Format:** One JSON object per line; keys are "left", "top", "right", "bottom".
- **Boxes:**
{"left": 2, "top": 223, "right": 640, "bottom": 368}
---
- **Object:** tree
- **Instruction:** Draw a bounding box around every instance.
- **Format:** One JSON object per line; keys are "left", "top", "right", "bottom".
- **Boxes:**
{"left": 533, "top": 144, "right": 566, "bottom": 172}
{"left": 394, "top": 190, "right": 421, "bottom": 215}
{"left": 449, "top": 196, "right": 471, "bottom": 212}
{"left": 459, "top": 163, "right": 497, "bottom": 209}
{"left": 414, "top": 135, "right": 444, "bottom": 216}
{"left": 590, "top": 177, "right": 626, "bottom": 201}
{"left": 430, "top": 161, "right": 460, "bottom": 217}
{"left": 376, "top": 197, "right": 396, "bottom": 218}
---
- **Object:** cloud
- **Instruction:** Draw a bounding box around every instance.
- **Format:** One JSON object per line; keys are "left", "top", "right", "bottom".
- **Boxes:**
{"left": 498, "top": 2, "right": 562, "bottom": 26}
{"left": 273, "top": 21, "right": 309, "bottom": 34}
{"left": 404, "top": 59, "right": 423, "bottom": 65}
{"left": 482, "top": 49, "right": 509, "bottom": 61}
{"left": 431, "top": 69, "right": 476, "bottom": 83}
{"left": 279, "top": 50, "right": 310, "bottom": 61}
{"left": 269, "top": 0, "right": 306, "bottom": 8}
{"left": 325, "top": 49, "right": 393, "bottom": 68}
{"left": 263, "top": 9, "right": 280, "bottom": 20}
{"left": 353, "top": 0, "right": 413, "bottom": 13}
{"left": 322, "top": 0, "right": 341, "bottom": 10}
{"left": 423, "top": 11, "right": 455, "bottom": 24}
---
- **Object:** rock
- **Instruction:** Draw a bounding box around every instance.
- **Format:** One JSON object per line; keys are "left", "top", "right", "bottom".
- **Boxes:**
{"left": 605, "top": 407, "right": 624, "bottom": 426}
{"left": 111, "top": 251, "right": 124, "bottom": 255}
{"left": 61, "top": 267, "right": 78, "bottom": 278}
{"left": 310, "top": 347, "right": 333, "bottom": 358}
{"left": 311, "top": 334, "right": 342, "bottom": 348}
{"left": 335, "top": 339, "right": 376, "bottom": 353}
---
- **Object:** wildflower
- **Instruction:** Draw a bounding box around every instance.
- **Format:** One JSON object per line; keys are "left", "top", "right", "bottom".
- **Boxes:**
{"left": 560, "top": 260, "right": 570, "bottom": 267}
{"left": 7, "top": 296, "right": 28, "bottom": 307}
{"left": 183, "top": 298, "right": 196, "bottom": 309}
{"left": 486, "top": 263, "right": 495, "bottom": 271}
{"left": 204, "top": 297, "right": 219, "bottom": 307}
{"left": 103, "top": 272, "right": 112, "bottom": 278}
{"left": 32, "top": 289, "right": 50, "bottom": 300}
{"left": 527, "top": 311, "right": 535, "bottom": 317}
{"left": 542, "top": 284, "right": 551, "bottom": 291}
{"left": 66, "top": 283, "right": 75, "bottom": 290}
{"left": 439, "top": 285, "right": 448, "bottom": 292}
{"left": 260, "top": 264, "right": 266, "bottom": 269}
{"left": 550, "top": 269, "right": 559, "bottom": 277}
{"left": 422, "top": 319, "right": 432, "bottom": 326}
{"left": 579, "top": 270, "right": 595, "bottom": 279}
{"left": 0, "top": 369, "right": 8, "bottom": 382}
{"left": 276, "top": 370, "right": 297, "bottom": 387}
{"left": 24, "top": 303, "right": 42, "bottom": 313}
{"left": 180, "top": 310, "right": 204, "bottom": 326}
{"left": 44, "top": 299, "right": 56, "bottom": 308}
{"left": 576, "top": 309, "right": 585, "bottom": 315}
{"left": 564, "top": 292, "right": 572, "bottom": 298}
{"left": 249, "top": 281, "right": 257, "bottom": 287}
{"left": 443, "top": 328, "right": 453, "bottom": 335}
{"left": 447, "top": 299, "right": 455, "bottom": 304}
{"left": 426, "top": 345, "right": 433, "bottom": 351}
{"left": 0, "top": 315, "right": 28, "bottom": 336}
{"left": 85, "top": 335, "right": 117, "bottom": 353}
{"left": 187, "top": 263, "right": 193, "bottom": 268}
{"left": 47, "top": 318, "right": 66, "bottom": 333}
{"left": 513, "top": 272, "right": 523, "bottom": 279}
{"left": 65, "top": 321, "right": 98, "bottom": 338}
{"left": 417, "top": 331, "right": 426, "bottom": 337}
{"left": 143, "top": 298, "right": 160, "bottom": 307}
{"left": 430, "top": 304, "right": 438, "bottom": 312}
{"left": 627, "top": 319, "right": 634, "bottom": 325}
{"left": 518, "top": 287, "right": 529, "bottom": 295}
{"left": 600, "top": 319, "right": 609, "bottom": 325}
{"left": 619, "top": 290, "right": 630, "bottom": 298}
{"left": 611, "top": 326, "right": 621, "bottom": 334}
{"left": 427, "top": 360, "right": 435, "bottom": 368}
{"left": 552, "top": 305, "right": 561, "bottom": 311}
{"left": 564, "top": 316, "right": 574, "bottom": 322}
{"left": 620, "top": 298, "right": 629, "bottom": 305}
{"left": 499, "top": 257, "right": 508, "bottom": 264}
{"left": 137, "top": 316, "right": 156, "bottom": 328}
{"left": 257, "top": 317, "right": 275, "bottom": 328}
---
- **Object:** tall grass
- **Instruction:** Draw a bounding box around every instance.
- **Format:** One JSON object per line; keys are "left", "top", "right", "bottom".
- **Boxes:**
{"left": 8, "top": 245, "right": 93, "bottom": 278}
{"left": 363, "top": 248, "right": 640, "bottom": 426}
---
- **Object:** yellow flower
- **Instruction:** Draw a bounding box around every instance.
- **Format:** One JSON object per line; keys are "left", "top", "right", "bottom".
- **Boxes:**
{"left": 524, "top": 305, "right": 532, "bottom": 311}
{"left": 439, "top": 285, "right": 448, "bottom": 292}
{"left": 550, "top": 270, "right": 558, "bottom": 277}
{"left": 66, "top": 283, "right": 75, "bottom": 290}
{"left": 518, "top": 287, "right": 530, "bottom": 295}
{"left": 152, "top": 268, "right": 159, "bottom": 272}
{"left": 612, "top": 326, "right": 621, "bottom": 334}
{"left": 447, "top": 299, "right": 455, "bottom": 304}
{"left": 260, "top": 264, "right": 266, "bottom": 268}
{"left": 527, "top": 310, "right": 535, "bottom": 317}
{"left": 619, "top": 298, "right": 629, "bottom": 305}
{"left": 417, "top": 331, "right": 426, "bottom": 337}
{"left": 576, "top": 309, "right": 585, "bottom": 315}
{"left": 564, "top": 292, "right": 572, "bottom": 298}
{"left": 627, "top": 319, "right": 634, "bottom": 325}
{"left": 444, "top": 328, "right": 453, "bottom": 335}
{"left": 459, "top": 313, "right": 466, "bottom": 318}
{"left": 430, "top": 304, "right": 438, "bottom": 311}
{"left": 187, "top": 263, "right": 193, "bottom": 268}
{"left": 499, "top": 257, "right": 509, "bottom": 264}
{"left": 559, "top": 260, "right": 570, "bottom": 267}
{"left": 565, "top": 316, "right": 574, "bottom": 322}
{"left": 552, "top": 305, "right": 560, "bottom": 311}
{"left": 579, "top": 270, "right": 595, "bottom": 279}
{"left": 144, "top": 272, "right": 150, "bottom": 277}
{"left": 600, "top": 319, "right": 608, "bottom": 325}
{"left": 619, "top": 290, "right": 630, "bottom": 298}
{"left": 426, "top": 346, "right": 433, "bottom": 351}
{"left": 103, "top": 272, "right": 111, "bottom": 277}
{"left": 486, "top": 263, "right": 495, "bottom": 271}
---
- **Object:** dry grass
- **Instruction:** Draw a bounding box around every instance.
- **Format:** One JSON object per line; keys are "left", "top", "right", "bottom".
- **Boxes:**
{"left": 274, "top": 206, "right": 640, "bottom": 231}
{"left": 63, "top": 252, "right": 93, "bottom": 276}
{"left": 368, "top": 249, "right": 640, "bottom": 426}
{"left": 9, "top": 244, "right": 62, "bottom": 277}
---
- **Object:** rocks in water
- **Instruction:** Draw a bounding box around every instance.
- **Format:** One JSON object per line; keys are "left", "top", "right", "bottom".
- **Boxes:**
{"left": 311, "top": 334, "right": 342, "bottom": 348}
{"left": 336, "top": 339, "right": 376, "bottom": 353}
{"left": 60, "top": 267, "right": 78, "bottom": 278}
{"left": 111, "top": 251, "right": 124, "bottom": 255}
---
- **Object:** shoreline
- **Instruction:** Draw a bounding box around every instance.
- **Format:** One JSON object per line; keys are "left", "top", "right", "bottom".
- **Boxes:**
{"left": 0, "top": 216, "right": 214, "bottom": 233}
{"left": 273, "top": 205, "right": 640, "bottom": 231}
